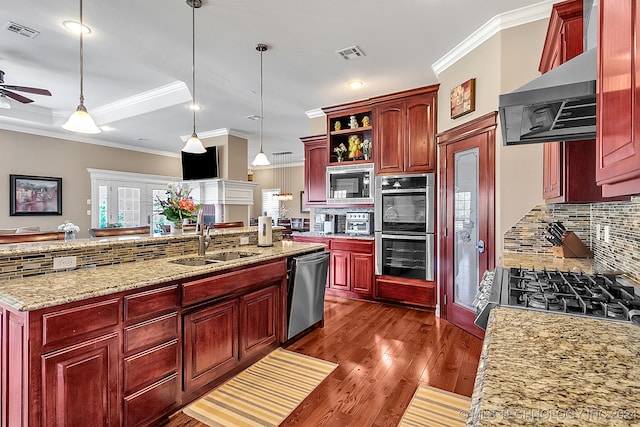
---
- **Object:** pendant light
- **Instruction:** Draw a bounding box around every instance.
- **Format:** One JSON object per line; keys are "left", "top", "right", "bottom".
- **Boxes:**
{"left": 62, "top": 0, "right": 101, "bottom": 134}
{"left": 182, "top": 0, "right": 206, "bottom": 154}
{"left": 273, "top": 152, "right": 293, "bottom": 201}
{"left": 252, "top": 44, "right": 270, "bottom": 166}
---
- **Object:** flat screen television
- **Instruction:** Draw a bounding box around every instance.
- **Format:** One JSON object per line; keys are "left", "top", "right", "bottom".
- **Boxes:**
{"left": 181, "top": 146, "right": 219, "bottom": 180}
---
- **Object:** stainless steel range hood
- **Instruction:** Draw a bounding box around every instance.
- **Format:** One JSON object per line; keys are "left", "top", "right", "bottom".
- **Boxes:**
{"left": 499, "top": 48, "right": 596, "bottom": 145}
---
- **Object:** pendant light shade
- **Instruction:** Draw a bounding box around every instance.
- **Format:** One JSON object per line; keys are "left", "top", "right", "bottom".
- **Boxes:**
{"left": 63, "top": 0, "right": 101, "bottom": 134}
{"left": 181, "top": 0, "right": 206, "bottom": 154}
{"left": 0, "top": 93, "right": 11, "bottom": 109}
{"left": 252, "top": 44, "right": 270, "bottom": 166}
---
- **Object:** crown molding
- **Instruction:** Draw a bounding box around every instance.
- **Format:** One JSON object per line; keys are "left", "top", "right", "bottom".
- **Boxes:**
{"left": 432, "top": 0, "right": 555, "bottom": 75}
{"left": 180, "top": 127, "right": 251, "bottom": 142}
{"left": 305, "top": 108, "right": 326, "bottom": 119}
{"left": 55, "top": 81, "right": 192, "bottom": 125}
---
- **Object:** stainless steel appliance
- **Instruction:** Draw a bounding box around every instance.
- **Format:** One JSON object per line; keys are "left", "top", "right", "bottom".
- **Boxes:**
{"left": 257, "top": 216, "right": 273, "bottom": 247}
{"left": 326, "top": 163, "right": 374, "bottom": 205}
{"left": 474, "top": 267, "right": 640, "bottom": 330}
{"left": 287, "top": 251, "right": 330, "bottom": 339}
{"left": 374, "top": 173, "right": 435, "bottom": 281}
{"left": 314, "top": 213, "right": 334, "bottom": 234}
{"left": 345, "top": 212, "right": 374, "bottom": 235}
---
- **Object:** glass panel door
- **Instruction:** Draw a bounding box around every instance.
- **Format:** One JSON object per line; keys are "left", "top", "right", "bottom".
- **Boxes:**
{"left": 453, "top": 147, "right": 479, "bottom": 309}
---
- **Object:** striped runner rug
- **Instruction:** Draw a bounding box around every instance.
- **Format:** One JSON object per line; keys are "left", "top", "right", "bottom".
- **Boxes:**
{"left": 183, "top": 348, "right": 337, "bottom": 426}
{"left": 399, "top": 384, "right": 471, "bottom": 427}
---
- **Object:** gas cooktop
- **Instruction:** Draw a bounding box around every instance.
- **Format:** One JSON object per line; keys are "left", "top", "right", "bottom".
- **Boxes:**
{"left": 474, "top": 267, "right": 640, "bottom": 330}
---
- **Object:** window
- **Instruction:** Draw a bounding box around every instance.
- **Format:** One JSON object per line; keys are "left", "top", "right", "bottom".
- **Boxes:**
{"left": 89, "top": 169, "right": 179, "bottom": 231}
{"left": 261, "top": 188, "right": 280, "bottom": 220}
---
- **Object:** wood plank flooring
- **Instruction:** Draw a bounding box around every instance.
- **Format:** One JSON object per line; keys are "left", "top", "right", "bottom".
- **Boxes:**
{"left": 163, "top": 296, "right": 482, "bottom": 427}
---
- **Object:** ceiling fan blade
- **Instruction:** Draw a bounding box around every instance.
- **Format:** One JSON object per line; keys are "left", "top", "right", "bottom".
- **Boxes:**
{"left": 3, "top": 90, "right": 34, "bottom": 104}
{"left": 1, "top": 85, "right": 51, "bottom": 96}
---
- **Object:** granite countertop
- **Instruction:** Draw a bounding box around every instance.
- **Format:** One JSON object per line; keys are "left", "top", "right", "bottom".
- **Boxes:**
{"left": 293, "top": 231, "right": 374, "bottom": 240}
{"left": 501, "top": 251, "right": 595, "bottom": 273}
{"left": 0, "top": 241, "right": 323, "bottom": 312}
{"left": 467, "top": 307, "right": 640, "bottom": 426}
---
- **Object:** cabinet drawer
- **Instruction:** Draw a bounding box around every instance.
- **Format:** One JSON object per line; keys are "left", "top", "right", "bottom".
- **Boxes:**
{"left": 331, "top": 239, "right": 373, "bottom": 253}
{"left": 376, "top": 277, "right": 435, "bottom": 307}
{"left": 124, "top": 340, "right": 178, "bottom": 395}
{"left": 123, "top": 312, "right": 178, "bottom": 354}
{"left": 124, "top": 285, "right": 179, "bottom": 322}
{"left": 42, "top": 299, "right": 119, "bottom": 347}
{"left": 124, "top": 374, "right": 179, "bottom": 427}
{"left": 182, "top": 260, "right": 287, "bottom": 306}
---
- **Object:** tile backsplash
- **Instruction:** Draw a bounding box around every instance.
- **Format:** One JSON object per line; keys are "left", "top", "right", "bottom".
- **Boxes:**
{"left": 591, "top": 196, "right": 640, "bottom": 281}
{"left": 504, "top": 196, "right": 640, "bottom": 283}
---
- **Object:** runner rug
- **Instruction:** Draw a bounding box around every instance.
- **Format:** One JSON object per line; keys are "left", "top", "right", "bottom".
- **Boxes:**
{"left": 183, "top": 348, "right": 337, "bottom": 426}
{"left": 399, "top": 384, "right": 471, "bottom": 427}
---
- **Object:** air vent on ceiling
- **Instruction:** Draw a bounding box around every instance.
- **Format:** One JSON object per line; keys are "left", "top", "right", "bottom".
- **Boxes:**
{"left": 4, "top": 21, "right": 40, "bottom": 39}
{"left": 336, "top": 45, "right": 365, "bottom": 60}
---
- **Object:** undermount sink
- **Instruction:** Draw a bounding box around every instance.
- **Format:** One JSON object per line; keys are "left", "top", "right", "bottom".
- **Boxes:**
{"left": 169, "top": 251, "right": 258, "bottom": 266}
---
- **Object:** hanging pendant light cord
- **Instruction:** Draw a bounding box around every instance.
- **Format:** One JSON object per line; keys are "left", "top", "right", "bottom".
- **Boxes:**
{"left": 78, "top": 0, "right": 85, "bottom": 107}
{"left": 191, "top": 4, "right": 197, "bottom": 135}
{"left": 259, "top": 46, "right": 264, "bottom": 152}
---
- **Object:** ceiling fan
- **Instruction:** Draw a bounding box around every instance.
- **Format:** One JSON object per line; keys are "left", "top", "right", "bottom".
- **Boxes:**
{"left": 0, "top": 69, "right": 52, "bottom": 106}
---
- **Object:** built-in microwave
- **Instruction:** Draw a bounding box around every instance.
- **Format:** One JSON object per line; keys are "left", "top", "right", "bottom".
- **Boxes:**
{"left": 326, "top": 163, "right": 374, "bottom": 205}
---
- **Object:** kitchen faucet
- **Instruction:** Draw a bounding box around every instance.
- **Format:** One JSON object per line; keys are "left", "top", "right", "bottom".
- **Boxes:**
{"left": 196, "top": 210, "right": 211, "bottom": 256}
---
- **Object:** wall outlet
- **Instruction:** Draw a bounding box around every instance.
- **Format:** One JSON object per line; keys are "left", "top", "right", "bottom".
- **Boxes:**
{"left": 596, "top": 224, "right": 601, "bottom": 240}
{"left": 86, "top": 199, "right": 91, "bottom": 205}
{"left": 603, "top": 225, "right": 611, "bottom": 243}
{"left": 240, "top": 236, "right": 250, "bottom": 245}
{"left": 87, "top": 209, "right": 91, "bottom": 216}
{"left": 53, "top": 256, "right": 77, "bottom": 270}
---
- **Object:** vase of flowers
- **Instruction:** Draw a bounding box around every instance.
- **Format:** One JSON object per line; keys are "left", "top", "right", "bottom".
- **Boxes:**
{"left": 334, "top": 143, "right": 347, "bottom": 162}
{"left": 58, "top": 221, "right": 80, "bottom": 241}
{"left": 155, "top": 184, "right": 201, "bottom": 233}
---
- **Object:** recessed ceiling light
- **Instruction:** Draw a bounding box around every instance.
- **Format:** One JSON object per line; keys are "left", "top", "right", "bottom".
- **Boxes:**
{"left": 348, "top": 80, "right": 364, "bottom": 89}
{"left": 189, "top": 103, "right": 201, "bottom": 111}
{"left": 100, "top": 125, "right": 114, "bottom": 132}
{"left": 63, "top": 20, "right": 91, "bottom": 34}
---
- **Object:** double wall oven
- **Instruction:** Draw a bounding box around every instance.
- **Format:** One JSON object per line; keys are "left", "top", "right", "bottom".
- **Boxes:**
{"left": 375, "top": 174, "right": 435, "bottom": 281}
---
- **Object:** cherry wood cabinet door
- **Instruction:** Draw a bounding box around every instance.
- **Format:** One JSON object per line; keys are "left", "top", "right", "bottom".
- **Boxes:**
{"left": 374, "top": 101, "right": 404, "bottom": 174}
{"left": 596, "top": 0, "right": 640, "bottom": 195}
{"left": 330, "top": 251, "right": 350, "bottom": 291}
{"left": 351, "top": 252, "right": 374, "bottom": 296}
{"left": 240, "top": 286, "right": 279, "bottom": 359}
{"left": 183, "top": 300, "right": 239, "bottom": 394}
{"left": 42, "top": 334, "right": 119, "bottom": 427}
{"left": 542, "top": 142, "right": 562, "bottom": 199}
{"left": 405, "top": 93, "right": 436, "bottom": 173}
{"left": 302, "top": 135, "right": 328, "bottom": 206}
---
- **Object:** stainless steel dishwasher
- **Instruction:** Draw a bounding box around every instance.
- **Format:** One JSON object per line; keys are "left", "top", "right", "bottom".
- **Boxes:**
{"left": 287, "top": 251, "right": 330, "bottom": 340}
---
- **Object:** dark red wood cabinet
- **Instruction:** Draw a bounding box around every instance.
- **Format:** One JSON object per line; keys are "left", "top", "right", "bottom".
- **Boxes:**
{"left": 301, "top": 135, "right": 328, "bottom": 207}
{"left": 540, "top": 0, "right": 619, "bottom": 203}
{"left": 374, "top": 87, "right": 438, "bottom": 175}
{"left": 596, "top": 0, "right": 640, "bottom": 196}
{"left": 0, "top": 259, "right": 288, "bottom": 427}
{"left": 329, "top": 239, "right": 374, "bottom": 297}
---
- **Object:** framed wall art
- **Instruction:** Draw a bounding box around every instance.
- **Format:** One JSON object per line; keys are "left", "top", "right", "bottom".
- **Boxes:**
{"left": 10, "top": 174, "right": 62, "bottom": 216}
{"left": 450, "top": 78, "right": 476, "bottom": 119}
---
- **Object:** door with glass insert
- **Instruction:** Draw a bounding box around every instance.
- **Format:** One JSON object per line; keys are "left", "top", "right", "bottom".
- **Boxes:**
{"left": 438, "top": 113, "right": 496, "bottom": 338}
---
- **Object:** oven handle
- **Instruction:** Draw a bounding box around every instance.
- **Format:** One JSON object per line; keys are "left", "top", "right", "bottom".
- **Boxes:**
{"left": 380, "top": 233, "right": 427, "bottom": 241}
{"left": 379, "top": 188, "right": 427, "bottom": 194}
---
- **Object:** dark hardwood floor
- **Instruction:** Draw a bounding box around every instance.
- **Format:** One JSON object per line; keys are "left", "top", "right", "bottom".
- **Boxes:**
{"left": 163, "top": 296, "right": 483, "bottom": 426}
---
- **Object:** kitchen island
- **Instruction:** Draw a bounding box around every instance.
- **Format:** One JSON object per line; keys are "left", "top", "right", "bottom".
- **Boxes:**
{"left": 467, "top": 307, "right": 640, "bottom": 426}
{"left": 0, "top": 233, "right": 324, "bottom": 426}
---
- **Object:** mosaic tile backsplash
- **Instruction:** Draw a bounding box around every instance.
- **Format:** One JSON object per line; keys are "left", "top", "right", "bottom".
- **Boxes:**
{"left": 0, "top": 228, "right": 282, "bottom": 281}
{"left": 504, "top": 196, "right": 640, "bottom": 283}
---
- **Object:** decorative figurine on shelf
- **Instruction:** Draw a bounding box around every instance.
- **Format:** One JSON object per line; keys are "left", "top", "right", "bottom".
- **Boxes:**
{"left": 334, "top": 121, "right": 341, "bottom": 131}
{"left": 334, "top": 143, "right": 347, "bottom": 162}
{"left": 362, "top": 115, "right": 370, "bottom": 127}
{"left": 348, "top": 135, "right": 361, "bottom": 159}
{"left": 361, "top": 139, "right": 371, "bottom": 160}
{"left": 349, "top": 115, "right": 359, "bottom": 129}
